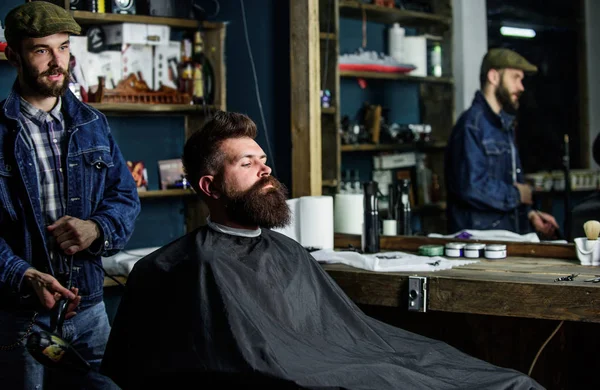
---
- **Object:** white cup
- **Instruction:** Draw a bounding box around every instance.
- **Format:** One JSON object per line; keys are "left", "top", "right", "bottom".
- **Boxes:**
{"left": 585, "top": 238, "right": 598, "bottom": 252}
{"left": 382, "top": 219, "right": 397, "bottom": 236}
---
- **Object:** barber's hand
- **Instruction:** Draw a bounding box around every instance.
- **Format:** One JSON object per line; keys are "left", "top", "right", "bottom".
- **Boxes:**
{"left": 528, "top": 210, "right": 559, "bottom": 238}
{"left": 24, "top": 268, "right": 81, "bottom": 318}
{"left": 514, "top": 182, "right": 533, "bottom": 205}
{"left": 47, "top": 216, "right": 100, "bottom": 255}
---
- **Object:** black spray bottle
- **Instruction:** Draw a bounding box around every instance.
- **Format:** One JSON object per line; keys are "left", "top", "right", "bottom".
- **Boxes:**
{"left": 362, "top": 181, "right": 380, "bottom": 253}
{"left": 396, "top": 179, "right": 412, "bottom": 236}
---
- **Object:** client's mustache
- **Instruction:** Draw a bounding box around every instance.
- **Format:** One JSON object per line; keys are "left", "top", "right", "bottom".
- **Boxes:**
{"left": 253, "top": 176, "right": 280, "bottom": 191}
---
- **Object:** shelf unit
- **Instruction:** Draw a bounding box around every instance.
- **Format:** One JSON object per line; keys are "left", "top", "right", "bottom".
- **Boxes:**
{"left": 50, "top": 4, "right": 227, "bottom": 234}
{"left": 340, "top": 70, "right": 453, "bottom": 84}
{"left": 88, "top": 103, "right": 220, "bottom": 115}
{"left": 0, "top": 53, "right": 6, "bottom": 61}
{"left": 317, "top": 0, "right": 453, "bottom": 234}
{"left": 338, "top": 0, "right": 451, "bottom": 26}
{"left": 341, "top": 141, "right": 447, "bottom": 153}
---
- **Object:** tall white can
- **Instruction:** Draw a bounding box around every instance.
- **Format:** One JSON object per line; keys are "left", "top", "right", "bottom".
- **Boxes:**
{"left": 388, "top": 23, "right": 405, "bottom": 63}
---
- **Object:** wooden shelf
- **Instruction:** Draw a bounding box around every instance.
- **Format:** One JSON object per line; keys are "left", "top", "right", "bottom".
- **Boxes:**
{"left": 71, "top": 10, "right": 223, "bottom": 30}
{"left": 339, "top": 0, "right": 451, "bottom": 27}
{"left": 322, "top": 179, "right": 339, "bottom": 187}
{"left": 137, "top": 189, "right": 196, "bottom": 199}
{"left": 321, "top": 107, "right": 336, "bottom": 114}
{"left": 88, "top": 103, "right": 219, "bottom": 114}
{"left": 0, "top": 52, "right": 6, "bottom": 61}
{"left": 320, "top": 32, "right": 336, "bottom": 40}
{"left": 341, "top": 141, "right": 446, "bottom": 153}
{"left": 340, "top": 70, "right": 453, "bottom": 84}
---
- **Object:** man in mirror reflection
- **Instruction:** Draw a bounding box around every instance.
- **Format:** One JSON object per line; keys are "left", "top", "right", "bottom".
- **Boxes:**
{"left": 445, "top": 48, "right": 559, "bottom": 239}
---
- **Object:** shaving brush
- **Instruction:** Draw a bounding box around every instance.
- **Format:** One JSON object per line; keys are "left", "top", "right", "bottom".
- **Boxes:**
{"left": 583, "top": 220, "right": 600, "bottom": 250}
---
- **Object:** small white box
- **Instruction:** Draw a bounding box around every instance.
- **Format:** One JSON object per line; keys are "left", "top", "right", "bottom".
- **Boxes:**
{"left": 102, "top": 23, "right": 170, "bottom": 46}
{"left": 153, "top": 41, "right": 181, "bottom": 90}
{"left": 121, "top": 44, "right": 154, "bottom": 88}
{"left": 373, "top": 152, "right": 417, "bottom": 170}
{"left": 404, "top": 36, "right": 427, "bottom": 77}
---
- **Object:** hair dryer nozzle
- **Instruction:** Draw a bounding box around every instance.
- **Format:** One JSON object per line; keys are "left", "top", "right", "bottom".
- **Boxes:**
{"left": 26, "top": 330, "right": 91, "bottom": 374}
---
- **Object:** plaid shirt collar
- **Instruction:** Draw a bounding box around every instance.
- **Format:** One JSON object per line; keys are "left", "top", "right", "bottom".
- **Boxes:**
{"left": 19, "top": 96, "right": 63, "bottom": 125}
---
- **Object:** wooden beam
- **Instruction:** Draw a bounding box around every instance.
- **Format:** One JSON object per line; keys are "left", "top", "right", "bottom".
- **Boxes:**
{"left": 290, "top": 0, "right": 322, "bottom": 197}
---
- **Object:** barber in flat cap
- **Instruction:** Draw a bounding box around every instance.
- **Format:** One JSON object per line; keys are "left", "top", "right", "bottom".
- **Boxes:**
{"left": 445, "top": 48, "right": 559, "bottom": 238}
{"left": 0, "top": 2, "right": 139, "bottom": 388}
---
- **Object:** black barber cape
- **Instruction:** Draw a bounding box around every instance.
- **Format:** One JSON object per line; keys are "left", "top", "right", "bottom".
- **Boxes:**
{"left": 100, "top": 226, "right": 541, "bottom": 389}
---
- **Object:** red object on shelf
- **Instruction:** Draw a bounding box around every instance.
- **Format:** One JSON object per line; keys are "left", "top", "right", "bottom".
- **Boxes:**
{"left": 339, "top": 63, "right": 415, "bottom": 73}
{"left": 0, "top": 42, "right": 7, "bottom": 52}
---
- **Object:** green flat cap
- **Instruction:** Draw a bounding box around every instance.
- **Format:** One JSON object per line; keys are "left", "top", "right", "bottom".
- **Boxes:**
{"left": 481, "top": 48, "right": 538, "bottom": 75}
{"left": 4, "top": 1, "right": 81, "bottom": 47}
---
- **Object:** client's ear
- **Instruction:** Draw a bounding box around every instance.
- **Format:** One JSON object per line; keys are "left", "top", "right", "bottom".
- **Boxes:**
{"left": 199, "top": 176, "right": 221, "bottom": 199}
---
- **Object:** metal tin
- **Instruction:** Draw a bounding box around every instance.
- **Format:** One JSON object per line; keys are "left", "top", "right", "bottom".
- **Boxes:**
{"left": 464, "top": 243, "right": 486, "bottom": 258}
{"left": 484, "top": 244, "right": 507, "bottom": 259}
{"left": 418, "top": 245, "right": 444, "bottom": 257}
{"left": 445, "top": 242, "right": 466, "bottom": 257}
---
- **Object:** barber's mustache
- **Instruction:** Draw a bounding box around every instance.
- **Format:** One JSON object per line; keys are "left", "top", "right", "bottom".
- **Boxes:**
{"left": 40, "top": 67, "right": 68, "bottom": 77}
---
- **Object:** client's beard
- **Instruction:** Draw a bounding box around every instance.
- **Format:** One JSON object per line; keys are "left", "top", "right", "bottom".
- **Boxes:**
{"left": 222, "top": 176, "right": 291, "bottom": 229}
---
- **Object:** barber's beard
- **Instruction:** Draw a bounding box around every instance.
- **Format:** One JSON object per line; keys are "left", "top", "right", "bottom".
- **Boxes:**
{"left": 221, "top": 176, "right": 291, "bottom": 229}
{"left": 22, "top": 63, "right": 70, "bottom": 98}
{"left": 495, "top": 79, "right": 520, "bottom": 115}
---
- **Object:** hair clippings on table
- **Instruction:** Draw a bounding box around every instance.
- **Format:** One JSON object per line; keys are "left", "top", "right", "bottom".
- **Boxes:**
{"left": 375, "top": 254, "right": 402, "bottom": 259}
{"left": 554, "top": 273, "right": 579, "bottom": 282}
{"left": 427, "top": 260, "right": 441, "bottom": 266}
{"left": 340, "top": 244, "right": 363, "bottom": 254}
{"left": 304, "top": 246, "right": 322, "bottom": 253}
{"left": 584, "top": 275, "right": 600, "bottom": 283}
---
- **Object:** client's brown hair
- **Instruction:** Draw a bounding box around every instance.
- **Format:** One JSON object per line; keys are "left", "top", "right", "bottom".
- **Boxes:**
{"left": 182, "top": 111, "right": 258, "bottom": 196}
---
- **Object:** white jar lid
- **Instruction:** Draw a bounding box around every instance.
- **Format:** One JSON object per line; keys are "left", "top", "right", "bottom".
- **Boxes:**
{"left": 445, "top": 242, "right": 466, "bottom": 249}
{"left": 486, "top": 244, "right": 507, "bottom": 251}
{"left": 465, "top": 243, "right": 486, "bottom": 250}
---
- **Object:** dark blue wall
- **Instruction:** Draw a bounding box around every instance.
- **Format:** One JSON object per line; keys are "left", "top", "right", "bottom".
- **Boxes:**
{"left": 210, "top": 0, "right": 291, "bottom": 188}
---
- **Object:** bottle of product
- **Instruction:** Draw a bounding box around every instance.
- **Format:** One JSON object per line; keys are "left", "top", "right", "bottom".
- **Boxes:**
{"left": 430, "top": 42, "right": 442, "bottom": 77}
{"left": 191, "top": 31, "right": 205, "bottom": 105}
{"left": 416, "top": 154, "right": 431, "bottom": 205}
{"left": 388, "top": 183, "right": 398, "bottom": 220}
{"left": 343, "top": 170, "right": 353, "bottom": 193}
{"left": 396, "top": 179, "right": 412, "bottom": 235}
{"left": 362, "top": 181, "right": 380, "bottom": 253}
{"left": 352, "top": 169, "right": 361, "bottom": 194}
{"left": 178, "top": 38, "right": 193, "bottom": 101}
{"left": 430, "top": 172, "right": 441, "bottom": 203}
{"left": 388, "top": 23, "right": 405, "bottom": 63}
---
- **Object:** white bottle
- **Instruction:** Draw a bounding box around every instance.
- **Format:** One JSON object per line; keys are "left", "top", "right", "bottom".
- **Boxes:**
{"left": 388, "top": 23, "right": 405, "bottom": 63}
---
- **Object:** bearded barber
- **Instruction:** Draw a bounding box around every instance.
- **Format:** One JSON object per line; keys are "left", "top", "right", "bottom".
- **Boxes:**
{"left": 445, "top": 48, "right": 558, "bottom": 238}
{"left": 0, "top": 2, "right": 139, "bottom": 389}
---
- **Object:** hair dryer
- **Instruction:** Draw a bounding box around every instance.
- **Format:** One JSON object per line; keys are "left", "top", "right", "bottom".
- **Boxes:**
{"left": 26, "top": 256, "right": 91, "bottom": 374}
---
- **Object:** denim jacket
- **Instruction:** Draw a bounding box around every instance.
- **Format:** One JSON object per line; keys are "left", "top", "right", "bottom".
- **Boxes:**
{"left": 0, "top": 85, "right": 140, "bottom": 311}
{"left": 445, "top": 91, "right": 531, "bottom": 234}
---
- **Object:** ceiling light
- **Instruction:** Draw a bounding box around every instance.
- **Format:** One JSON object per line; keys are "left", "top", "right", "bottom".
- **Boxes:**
{"left": 500, "top": 26, "right": 536, "bottom": 38}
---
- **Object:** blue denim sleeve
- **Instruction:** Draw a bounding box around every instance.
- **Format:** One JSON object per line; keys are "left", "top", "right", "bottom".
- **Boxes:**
{"left": 449, "top": 123, "right": 521, "bottom": 212}
{"left": 89, "top": 125, "right": 141, "bottom": 257}
{"left": 0, "top": 238, "right": 33, "bottom": 293}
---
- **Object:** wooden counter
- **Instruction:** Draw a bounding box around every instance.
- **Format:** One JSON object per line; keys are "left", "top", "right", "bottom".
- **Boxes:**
{"left": 325, "top": 234, "right": 600, "bottom": 323}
